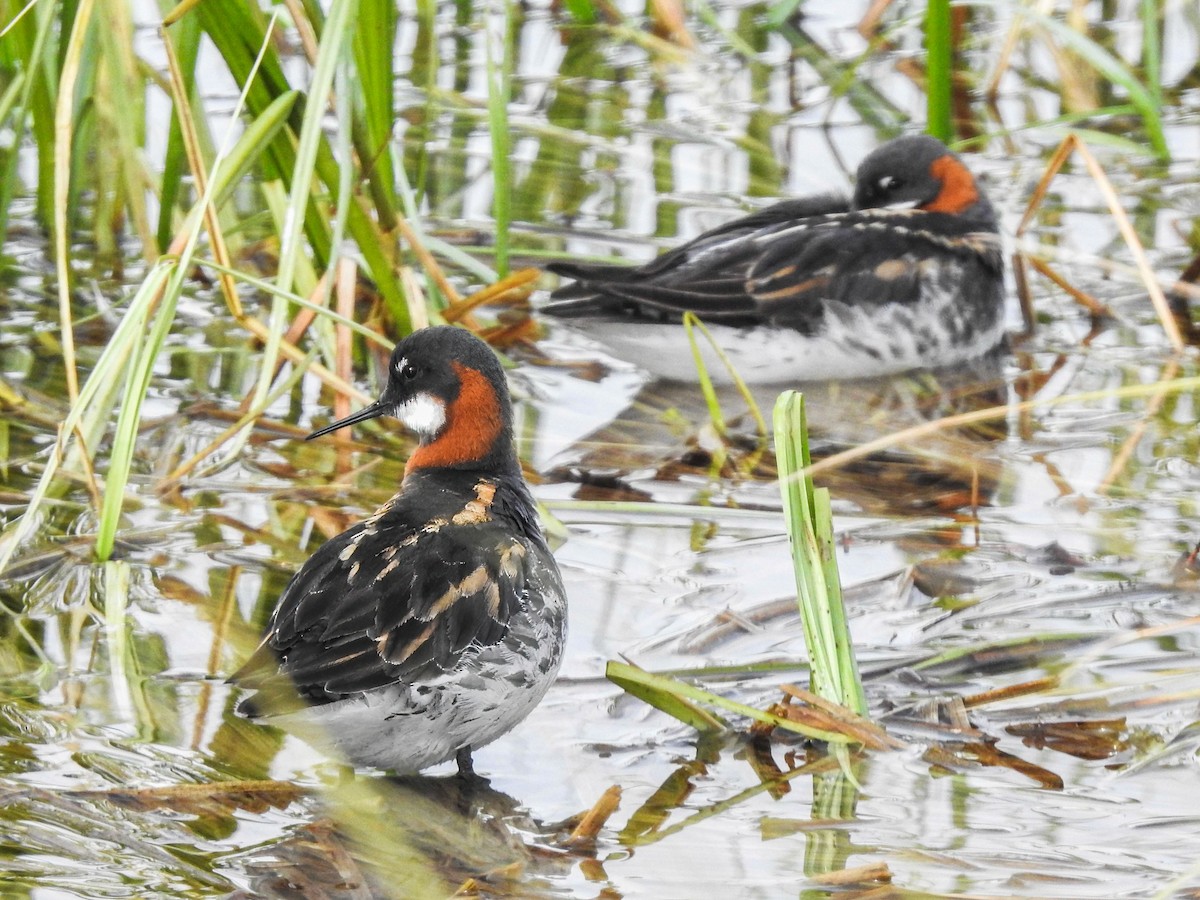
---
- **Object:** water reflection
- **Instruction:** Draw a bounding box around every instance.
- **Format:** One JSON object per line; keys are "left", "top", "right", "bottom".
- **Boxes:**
{"left": 234, "top": 773, "right": 600, "bottom": 900}
{"left": 535, "top": 338, "right": 1012, "bottom": 519}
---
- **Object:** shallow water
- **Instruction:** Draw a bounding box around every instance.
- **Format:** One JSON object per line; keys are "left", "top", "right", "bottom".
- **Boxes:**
{"left": 2, "top": 0, "right": 1200, "bottom": 897}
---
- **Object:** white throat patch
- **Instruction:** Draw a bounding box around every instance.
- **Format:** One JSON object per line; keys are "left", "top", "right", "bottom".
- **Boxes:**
{"left": 396, "top": 392, "right": 446, "bottom": 438}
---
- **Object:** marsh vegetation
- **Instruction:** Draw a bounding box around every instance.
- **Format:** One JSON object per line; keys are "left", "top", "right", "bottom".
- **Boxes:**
{"left": 1, "top": 0, "right": 1199, "bottom": 896}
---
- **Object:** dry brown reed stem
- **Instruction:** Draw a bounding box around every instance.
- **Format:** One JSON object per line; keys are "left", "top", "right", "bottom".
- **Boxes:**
{"left": 810, "top": 862, "right": 893, "bottom": 886}
{"left": 857, "top": 0, "right": 893, "bottom": 38}
{"left": 162, "top": 25, "right": 242, "bottom": 320}
{"left": 1025, "top": 256, "right": 1112, "bottom": 317}
{"left": 394, "top": 215, "right": 463, "bottom": 301}
{"left": 71, "top": 422, "right": 104, "bottom": 513}
{"left": 967, "top": 465, "right": 980, "bottom": 545}
{"left": 1017, "top": 134, "right": 1185, "bottom": 350}
{"left": 962, "top": 676, "right": 1059, "bottom": 709}
{"left": 649, "top": 0, "right": 695, "bottom": 48}
{"left": 1010, "top": 251, "right": 1036, "bottom": 337}
{"left": 984, "top": 5, "right": 1024, "bottom": 101}
{"left": 442, "top": 268, "right": 540, "bottom": 323}
{"left": 281, "top": 0, "right": 320, "bottom": 64}
{"left": 563, "top": 785, "right": 622, "bottom": 849}
{"left": 777, "top": 685, "right": 906, "bottom": 750}
{"left": 1037, "top": 452, "right": 1078, "bottom": 500}
{"left": 71, "top": 779, "right": 307, "bottom": 807}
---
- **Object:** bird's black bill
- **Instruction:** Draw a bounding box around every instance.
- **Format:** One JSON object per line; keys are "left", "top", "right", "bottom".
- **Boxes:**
{"left": 306, "top": 399, "right": 390, "bottom": 440}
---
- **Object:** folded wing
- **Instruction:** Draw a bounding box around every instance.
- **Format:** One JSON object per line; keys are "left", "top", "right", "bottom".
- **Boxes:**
{"left": 233, "top": 514, "right": 531, "bottom": 716}
{"left": 545, "top": 205, "right": 1000, "bottom": 335}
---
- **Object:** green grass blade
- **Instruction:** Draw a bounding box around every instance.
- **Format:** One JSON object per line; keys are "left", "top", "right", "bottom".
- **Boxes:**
{"left": 209, "top": 91, "right": 300, "bottom": 212}
{"left": 485, "top": 0, "right": 514, "bottom": 277}
{"left": 94, "top": 278, "right": 185, "bottom": 560}
{"left": 352, "top": 0, "right": 398, "bottom": 216}
{"left": 189, "top": 0, "right": 414, "bottom": 326}
{"left": 559, "top": 0, "right": 597, "bottom": 25}
{"left": 765, "top": 0, "right": 803, "bottom": 29}
{"left": 190, "top": 0, "right": 295, "bottom": 180}
{"left": 925, "top": 0, "right": 953, "bottom": 142}
{"left": 681, "top": 312, "right": 768, "bottom": 440}
{"left": 157, "top": 13, "right": 202, "bottom": 250}
{"left": 773, "top": 391, "right": 866, "bottom": 715}
{"left": 0, "top": 70, "right": 27, "bottom": 241}
{"left": 1140, "top": 0, "right": 1162, "bottom": 109}
{"left": 94, "top": 0, "right": 153, "bottom": 256}
{"left": 304, "top": 56, "right": 355, "bottom": 376}
{"left": 813, "top": 488, "right": 865, "bottom": 710}
{"left": 682, "top": 312, "right": 728, "bottom": 439}
{"left": 274, "top": 5, "right": 354, "bottom": 299}
{"left": 607, "top": 664, "right": 728, "bottom": 735}
{"left": 607, "top": 661, "right": 853, "bottom": 743}
{"left": 6, "top": 0, "right": 58, "bottom": 233}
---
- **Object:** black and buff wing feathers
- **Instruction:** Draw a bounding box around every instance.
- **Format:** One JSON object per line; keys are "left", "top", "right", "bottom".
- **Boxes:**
{"left": 545, "top": 194, "right": 849, "bottom": 321}
{"left": 747, "top": 211, "right": 1003, "bottom": 332}
{"left": 545, "top": 206, "right": 1001, "bottom": 334}
{"left": 233, "top": 493, "right": 536, "bottom": 716}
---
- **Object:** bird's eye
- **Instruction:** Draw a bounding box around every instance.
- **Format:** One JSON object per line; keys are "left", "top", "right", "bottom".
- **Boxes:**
{"left": 878, "top": 175, "right": 899, "bottom": 192}
{"left": 395, "top": 357, "right": 418, "bottom": 380}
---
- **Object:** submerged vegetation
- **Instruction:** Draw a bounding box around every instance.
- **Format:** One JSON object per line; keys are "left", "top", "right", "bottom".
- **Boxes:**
{"left": 0, "top": 0, "right": 1199, "bottom": 895}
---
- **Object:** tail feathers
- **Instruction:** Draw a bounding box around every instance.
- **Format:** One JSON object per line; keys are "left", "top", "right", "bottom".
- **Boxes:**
{"left": 544, "top": 260, "right": 640, "bottom": 316}
{"left": 543, "top": 279, "right": 759, "bottom": 324}
{"left": 543, "top": 268, "right": 676, "bottom": 319}
{"left": 546, "top": 260, "right": 640, "bottom": 283}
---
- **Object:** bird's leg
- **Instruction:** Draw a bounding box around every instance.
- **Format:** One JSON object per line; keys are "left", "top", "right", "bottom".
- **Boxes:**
{"left": 456, "top": 746, "right": 475, "bottom": 777}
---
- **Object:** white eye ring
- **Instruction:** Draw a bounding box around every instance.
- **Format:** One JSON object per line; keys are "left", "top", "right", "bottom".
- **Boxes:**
{"left": 395, "top": 356, "right": 417, "bottom": 380}
{"left": 878, "top": 175, "right": 897, "bottom": 191}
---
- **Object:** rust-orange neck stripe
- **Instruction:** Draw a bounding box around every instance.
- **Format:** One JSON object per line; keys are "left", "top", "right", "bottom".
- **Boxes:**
{"left": 925, "top": 155, "right": 979, "bottom": 215}
{"left": 405, "top": 362, "right": 504, "bottom": 474}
